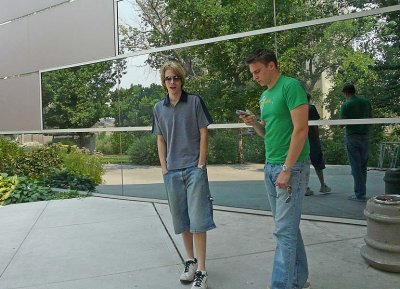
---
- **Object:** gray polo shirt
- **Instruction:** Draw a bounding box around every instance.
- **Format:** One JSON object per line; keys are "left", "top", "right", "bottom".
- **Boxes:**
{"left": 152, "top": 91, "right": 213, "bottom": 170}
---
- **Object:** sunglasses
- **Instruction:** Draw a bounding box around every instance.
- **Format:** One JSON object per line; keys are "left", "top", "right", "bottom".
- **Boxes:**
{"left": 165, "top": 76, "right": 181, "bottom": 82}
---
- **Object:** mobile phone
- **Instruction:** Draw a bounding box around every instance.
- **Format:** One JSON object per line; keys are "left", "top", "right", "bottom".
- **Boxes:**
{"left": 236, "top": 109, "right": 252, "bottom": 117}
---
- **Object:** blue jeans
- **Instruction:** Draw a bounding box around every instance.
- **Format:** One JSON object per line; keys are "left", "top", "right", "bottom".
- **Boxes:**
{"left": 345, "top": 134, "right": 370, "bottom": 198}
{"left": 264, "top": 161, "right": 310, "bottom": 289}
{"left": 163, "top": 166, "right": 216, "bottom": 234}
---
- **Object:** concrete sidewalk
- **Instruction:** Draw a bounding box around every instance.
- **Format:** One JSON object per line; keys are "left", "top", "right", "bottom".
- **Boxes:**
{"left": 1, "top": 197, "right": 398, "bottom": 289}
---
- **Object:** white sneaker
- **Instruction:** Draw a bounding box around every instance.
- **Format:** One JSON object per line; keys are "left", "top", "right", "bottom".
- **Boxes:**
{"left": 180, "top": 258, "right": 198, "bottom": 282}
{"left": 319, "top": 184, "right": 331, "bottom": 194}
{"left": 191, "top": 271, "right": 208, "bottom": 289}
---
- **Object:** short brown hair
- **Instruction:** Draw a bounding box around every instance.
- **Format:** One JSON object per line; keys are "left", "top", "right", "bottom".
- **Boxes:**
{"left": 160, "top": 61, "right": 186, "bottom": 91}
{"left": 342, "top": 84, "right": 356, "bottom": 95}
{"left": 245, "top": 48, "right": 278, "bottom": 68}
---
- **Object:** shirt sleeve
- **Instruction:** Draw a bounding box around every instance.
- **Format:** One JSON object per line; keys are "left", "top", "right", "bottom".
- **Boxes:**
{"left": 152, "top": 104, "right": 162, "bottom": 135}
{"left": 196, "top": 95, "right": 213, "bottom": 129}
{"left": 285, "top": 80, "right": 308, "bottom": 111}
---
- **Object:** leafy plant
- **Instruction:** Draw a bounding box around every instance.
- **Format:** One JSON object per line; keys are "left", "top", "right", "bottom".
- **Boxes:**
{"left": 0, "top": 173, "right": 18, "bottom": 205}
{"left": 59, "top": 145, "right": 104, "bottom": 184}
{"left": 16, "top": 145, "right": 63, "bottom": 178}
{"left": 0, "top": 173, "right": 81, "bottom": 206}
{"left": 40, "top": 169, "right": 97, "bottom": 191}
{"left": 0, "top": 138, "right": 23, "bottom": 175}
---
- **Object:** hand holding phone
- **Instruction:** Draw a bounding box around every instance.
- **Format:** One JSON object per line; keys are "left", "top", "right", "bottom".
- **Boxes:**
{"left": 236, "top": 109, "right": 252, "bottom": 117}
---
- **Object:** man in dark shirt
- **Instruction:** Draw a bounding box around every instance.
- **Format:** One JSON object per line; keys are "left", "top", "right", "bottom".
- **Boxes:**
{"left": 305, "top": 93, "right": 331, "bottom": 196}
{"left": 340, "top": 84, "right": 372, "bottom": 201}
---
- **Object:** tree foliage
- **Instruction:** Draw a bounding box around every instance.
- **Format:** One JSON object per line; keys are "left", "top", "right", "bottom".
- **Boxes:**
{"left": 42, "top": 60, "right": 125, "bottom": 129}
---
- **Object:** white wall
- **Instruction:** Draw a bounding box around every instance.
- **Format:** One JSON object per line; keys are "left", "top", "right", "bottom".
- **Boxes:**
{"left": 0, "top": 0, "right": 116, "bottom": 131}
{"left": 0, "top": 0, "right": 67, "bottom": 23}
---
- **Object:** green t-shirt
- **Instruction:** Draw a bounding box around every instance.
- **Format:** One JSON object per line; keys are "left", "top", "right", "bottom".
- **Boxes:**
{"left": 340, "top": 96, "right": 372, "bottom": 136}
{"left": 259, "top": 75, "right": 310, "bottom": 164}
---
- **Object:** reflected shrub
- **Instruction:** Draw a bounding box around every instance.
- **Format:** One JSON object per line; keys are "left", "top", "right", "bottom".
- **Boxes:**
{"left": 96, "top": 132, "right": 118, "bottom": 155}
{"left": 96, "top": 132, "right": 135, "bottom": 155}
{"left": 111, "top": 132, "right": 136, "bottom": 154}
{"left": 59, "top": 146, "right": 104, "bottom": 184}
{"left": 243, "top": 133, "right": 265, "bottom": 163}
{"left": 208, "top": 130, "right": 238, "bottom": 164}
{"left": 127, "top": 134, "right": 159, "bottom": 165}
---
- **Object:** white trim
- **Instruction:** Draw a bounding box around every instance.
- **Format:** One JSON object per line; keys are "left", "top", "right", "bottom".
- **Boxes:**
{"left": 1, "top": 118, "right": 398, "bottom": 135}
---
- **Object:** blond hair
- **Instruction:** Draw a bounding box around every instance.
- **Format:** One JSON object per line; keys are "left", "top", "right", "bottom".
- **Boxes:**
{"left": 160, "top": 61, "right": 186, "bottom": 91}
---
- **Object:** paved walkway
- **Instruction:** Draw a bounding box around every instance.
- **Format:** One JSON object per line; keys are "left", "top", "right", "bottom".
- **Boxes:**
{"left": 98, "top": 164, "right": 387, "bottom": 220}
{"left": 1, "top": 197, "right": 398, "bottom": 289}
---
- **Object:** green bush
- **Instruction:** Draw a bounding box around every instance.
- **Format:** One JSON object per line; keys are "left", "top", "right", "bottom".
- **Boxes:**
{"left": 41, "top": 169, "right": 96, "bottom": 191}
{"left": 0, "top": 140, "right": 62, "bottom": 178}
{"left": 243, "top": 133, "right": 265, "bottom": 163}
{"left": 127, "top": 134, "right": 159, "bottom": 165}
{"left": 96, "top": 132, "right": 118, "bottom": 155}
{"left": 111, "top": 132, "right": 136, "bottom": 154}
{"left": 0, "top": 138, "right": 23, "bottom": 175}
{"left": 59, "top": 146, "right": 104, "bottom": 184}
{"left": 208, "top": 130, "right": 238, "bottom": 164}
{"left": 16, "top": 145, "right": 63, "bottom": 178}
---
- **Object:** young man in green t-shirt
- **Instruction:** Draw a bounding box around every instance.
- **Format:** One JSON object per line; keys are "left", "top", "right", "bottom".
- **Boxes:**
{"left": 240, "top": 49, "right": 311, "bottom": 289}
{"left": 340, "top": 84, "right": 372, "bottom": 201}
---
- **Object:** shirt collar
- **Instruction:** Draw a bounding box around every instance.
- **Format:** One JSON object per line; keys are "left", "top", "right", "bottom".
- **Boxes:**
{"left": 163, "top": 90, "right": 188, "bottom": 106}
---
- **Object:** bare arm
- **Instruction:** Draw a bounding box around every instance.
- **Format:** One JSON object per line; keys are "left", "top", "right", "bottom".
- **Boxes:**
{"left": 276, "top": 104, "right": 309, "bottom": 188}
{"left": 157, "top": 135, "right": 168, "bottom": 175}
{"left": 198, "top": 127, "right": 209, "bottom": 166}
{"left": 240, "top": 115, "right": 265, "bottom": 138}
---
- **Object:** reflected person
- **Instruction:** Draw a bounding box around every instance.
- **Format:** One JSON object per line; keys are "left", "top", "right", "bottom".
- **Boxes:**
{"left": 240, "top": 48, "right": 311, "bottom": 289}
{"left": 340, "top": 84, "right": 372, "bottom": 202}
{"left": 152, "top": 61, "right": 215, "bottom": 289}
{"left": 305, "top": 93, "right": 331, "bottom": 196}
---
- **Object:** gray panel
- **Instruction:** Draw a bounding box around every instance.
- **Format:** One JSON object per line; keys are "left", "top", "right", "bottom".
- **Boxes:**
{"left": 0, "top": 0, "right": 116, "bottom": 77}
{"left": 0, "top": 74, "right": 42, "bottom": 131}
{"left": 0, "top": 0, "right": 68, "bottom": 24}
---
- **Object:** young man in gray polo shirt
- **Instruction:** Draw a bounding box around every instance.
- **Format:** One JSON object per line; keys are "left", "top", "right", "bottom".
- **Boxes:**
{"left": 152, "top": 61, "right": 215, "bottom": 289}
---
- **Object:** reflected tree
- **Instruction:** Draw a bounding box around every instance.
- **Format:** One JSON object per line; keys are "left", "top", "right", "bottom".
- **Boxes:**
{"left": 42, "top": 60, "right": 126, "bottom": 148}
{"left": 118, "top": 0, "right": 399, "bottom": 164}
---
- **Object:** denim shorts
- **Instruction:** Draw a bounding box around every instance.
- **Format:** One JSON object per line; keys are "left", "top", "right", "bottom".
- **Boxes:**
{"left": 163, "top": 166, "right": 216, "bottom": 234}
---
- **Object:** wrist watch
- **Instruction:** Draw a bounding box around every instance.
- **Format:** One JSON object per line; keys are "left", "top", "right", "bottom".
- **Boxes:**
{"left": 198, "top": 164, "right": 207, "bottom": 170}
{"left": 282, "top": 164, "right": 292, "bottom": 172}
